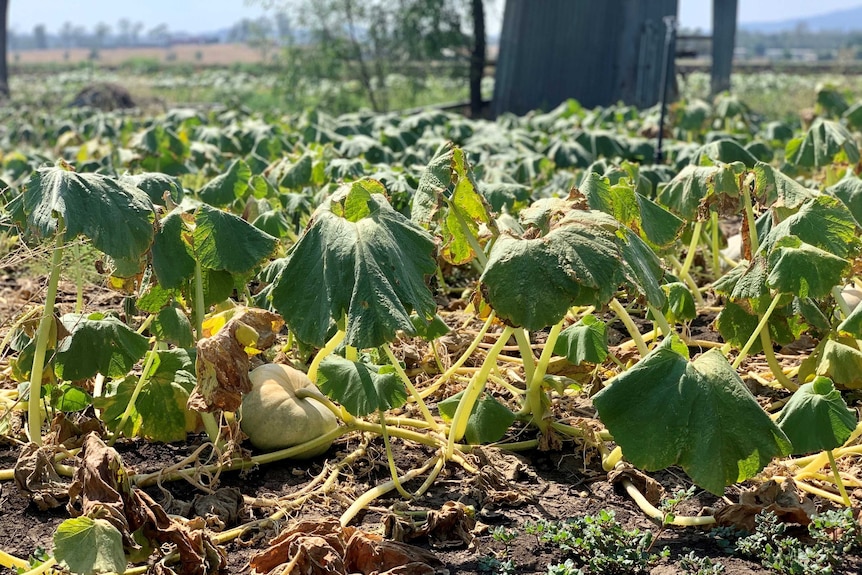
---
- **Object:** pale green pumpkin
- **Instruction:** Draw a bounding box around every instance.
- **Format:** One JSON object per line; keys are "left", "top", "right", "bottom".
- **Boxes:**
{"left": 240, "top": 363, "right": 338, "bottom": 456}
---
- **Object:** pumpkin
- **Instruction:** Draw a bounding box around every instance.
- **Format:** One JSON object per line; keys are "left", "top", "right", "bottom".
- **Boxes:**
{"left": 239, "top": 363, "right": 339, "bottom": 456}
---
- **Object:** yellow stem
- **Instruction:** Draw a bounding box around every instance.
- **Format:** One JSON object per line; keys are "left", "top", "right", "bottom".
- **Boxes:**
{"left": 622, "top": 478, "right": 716, "bottom": 526}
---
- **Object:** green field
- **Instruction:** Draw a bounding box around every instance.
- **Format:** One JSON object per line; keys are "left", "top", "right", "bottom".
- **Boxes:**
{"left": 1, "top": 67, "right": 862, "bottom": 575}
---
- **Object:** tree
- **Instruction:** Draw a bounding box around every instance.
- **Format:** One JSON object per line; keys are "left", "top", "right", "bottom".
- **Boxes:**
{"left": 60, "top": 21, "right": 75, "bottom": 48}
{"left": 117, "top": 18, "right": 131, "bottom": 46}
{"left": 93, "top": 22, "right": 111, "bottom": 49}
{"left": 147, "top": 23, "right": 170, "bottom": 46}
{"left": 0, "top": 0, "right": 8, "bottom": 100}
{"left": 33, "top": 23, "right": 47, "bottom": 50}
{"left": 291, "top": 0, "right": 473, "bottom": 112}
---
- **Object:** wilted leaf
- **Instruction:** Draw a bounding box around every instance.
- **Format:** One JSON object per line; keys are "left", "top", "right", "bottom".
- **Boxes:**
{"left": 317, "top": 356, "right": 407, "bottom": 417}
{"left": 67, "top": 433, "right": 226, "bottom": 575}
{"left": 249, "top": 518, "right": 441, "bottom": 575}
{"left": 593, "top": 337, "right": 791, "bottom": 495}
{"left": 480, "top": 210, "right": 665, "bottom": 330}
{"left": 194, "top": 204, "right": 278, "bottom": 275}
{"left": 412, "top": 143, "right": 494, "bottom": 264}
{"left": 715, "top": 479, "right": 815, "bottom": 532}
{"left": 270, "top": 180, "right": 437, "bottom": 349}
{"left": 776, "top": 377, "right": 857, "bottom": 454}
{"left": 814, "top": 339, "right": 862, "bottom": 389}
{"left": 766, "top": 236, "right": 849, "bottom": 299}
{"left": 198, "top": 159, "right": 251, "bottom": 206}
{"left": 786, "top": 118, "right": 860, "bottom": 168}
{"left": 553, "top": 314, "right": 609, "bottom": 365}
{"left": 23, "top": 165, "right": 156, "bottom": 261}
{"left": 384, "top": 501, "right": 476, "bottom": 548}
{"left": 14, "top": 442, "right": 71, "bottom": 510}
{"left": 55, "top": 313, "right": 149, "bottom": 380}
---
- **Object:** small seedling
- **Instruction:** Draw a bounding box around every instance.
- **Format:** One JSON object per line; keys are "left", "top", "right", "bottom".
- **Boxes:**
{"left": 679, "top": 549, "right": 725, "bottom": 575}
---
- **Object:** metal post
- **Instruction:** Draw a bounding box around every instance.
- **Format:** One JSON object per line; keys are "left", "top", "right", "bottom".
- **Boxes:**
{"left": 655, "top": 15, "right": 677, "bottom": 164}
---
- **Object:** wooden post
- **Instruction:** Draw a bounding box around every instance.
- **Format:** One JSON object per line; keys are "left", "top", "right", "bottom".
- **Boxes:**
{"left": 711, "top": 0, "right": 738, "bottom": 95}
{"left": 0, "top": 0, "right": 9, "bottom": 100}
{"left": 470, "top": 0, "right": 486, "bottom": 118}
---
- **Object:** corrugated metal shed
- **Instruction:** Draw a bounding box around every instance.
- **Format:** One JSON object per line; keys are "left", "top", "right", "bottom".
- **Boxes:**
{"left": 492, "top": 0, "right": 739, "bottom": 115}
{"left": 493, "top": 0, "right": 678, "bottom": 115}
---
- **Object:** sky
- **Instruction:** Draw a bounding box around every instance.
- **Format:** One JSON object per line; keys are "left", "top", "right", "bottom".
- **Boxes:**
{"left": 7, "top": 1, "right": 862, "bottom": 36}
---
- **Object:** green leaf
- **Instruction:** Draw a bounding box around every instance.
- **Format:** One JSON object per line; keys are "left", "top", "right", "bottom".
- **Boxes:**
{"left": 553, "top": 315, "right": 608, "bottom": 365}
{"left": 715, "top": 301, "right": 762, "bottom": 353}
{"left": 776, "top": 377, "right": 857, "bottom": 454}
{"left": 660, "top": 282, "right": 697, "bottom": 323}
{"left": 838, "top": 300, "right": 862, "bottom": 338}
{"left": 693, "top": 139, "right": 758, "bottom": 168}
{"left": 480, "top": 210, "right": 665, "bottom": 330}
{"left": 152, "top": 304, "right": 194, "bottom": 348}
{"left": 815, "top": 339, "right": 862, "bottom": 389}
{"left": 410, "top": 313, "right": 450, "bottom": 341}
{"left": 55, "top": 313, "right": 149, "bottom": 380}
{"left": 46, "top": 383, "right": 93, "bottom": 412}
{"left": 54, "top": 517, "right": 126, "bottom": 575}
{"left": 194, "top": 204, "right": 277, "bottom": 274}
{"left": 817, "top": 86, "right": 849, "bottom": 117}
{"left": 827, "top": 176, "right": 862, "bottom": 228}
{"left": 278, "top": 152, "right": 314, "bottom": 189}
{"left": 270, "top": 180, "right": 437, "bottom": 349}
{"left": 593, "top": 338, "right": 791, "bottom": 495}
{"left": 130, "top": 124, "right": 189, "bottom": 176}
{"left": 761, "top": 196, "right": 858, "bottom": 259}
{"left": 766, "top": 236, "right": 849, "bottom": 298}
{"left": 96, "top": 349, "right": 196, "bottom": 442}
{"left": 582, "top": 172, "right": 683, "bottom": 248}
{"left": 198, "top": 159, "right": 252, "bottom": 206}
{"left": 24, "top": 166, "right": 155, "bottom": 261}
{"left": 252, "top": 210, "right": 292, "bottom": 239}
{"left": 658, "top": 163, "right": 742, "bottom": 220}
{"left": 151, "top": 210, "right": 196, "bottom": 289}
{"left": 412, "top": 143, "right": 494, "bottom": 264}
{"left": 437, "top": 391, "right": 516, "bottom": 444}
{"left": 318, "top": 355, "right": 407, "bottom": 417}
{"left": 120, "top": 172, "right": 184, "bottom": 207}
{"left": 752, "top": 162, "right": 817, "bottom": 211}
{"left": 786, "top": 118, "right": 860, "bottom": 168}
{"left": 200, "top": 268, "right": 236, "bottom": 308}
{"left": 795, "top": 297, "right": 831, "bottom": 335}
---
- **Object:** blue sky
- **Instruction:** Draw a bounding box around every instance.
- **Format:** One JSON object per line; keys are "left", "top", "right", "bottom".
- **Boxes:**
{"left": 8, "top": 1, "right": 862, "bottom": 36}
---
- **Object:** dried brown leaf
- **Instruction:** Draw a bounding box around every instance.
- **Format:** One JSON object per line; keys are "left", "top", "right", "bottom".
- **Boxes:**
{"left": 608, "top": 463, "right": 664, "bottom": 506}
{"left": 13, "top": 442, "right": 71, "bottom": 510}
{"left": 191, "top": 487, "right": 244, "bottom": 528}
{"left": 385, "top": 501, "right": 475, "bottom": 548}
{"left": 46, "top": 412, "right": 104, "bottom": 448}
{"left": 715, "top": 479, "right": 816, "bottom": 532}
{"left": 189, "top": 307, "right": 284, "bottom": 412}
{"left": 249, "top": 517, "right": 442, "bottom": 575}
{"left": 344, "top": 530, "right": 442, "bottom": 575}
{"left": 67, "top": 433, "right": 227, "bottom": 575}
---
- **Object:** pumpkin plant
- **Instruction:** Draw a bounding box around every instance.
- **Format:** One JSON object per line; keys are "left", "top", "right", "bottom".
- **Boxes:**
{"left": 776, "top": 376, "right": 858, "bottom": 507}
{"left": 473, "top": 198, "right": 667, "bottom": 449}
{"left": 19, "top": 161, "right": 156, "bottom": 445}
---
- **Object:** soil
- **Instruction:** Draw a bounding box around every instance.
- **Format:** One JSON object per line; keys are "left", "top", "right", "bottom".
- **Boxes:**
{"left": 2, "top": 433, "right": 860, "bottom": 575}
{"left": 1, "top": 272, "right": 861, "bottom": 575}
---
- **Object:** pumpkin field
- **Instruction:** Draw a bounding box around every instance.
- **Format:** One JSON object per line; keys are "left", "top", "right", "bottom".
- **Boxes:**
{"left": 1, "top": 69, "right": 862, "bottom": 574}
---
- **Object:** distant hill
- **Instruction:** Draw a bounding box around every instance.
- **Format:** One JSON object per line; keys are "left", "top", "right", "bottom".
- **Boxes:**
{"left": 741, "top": 4, "right": 862, "bottom": 33}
